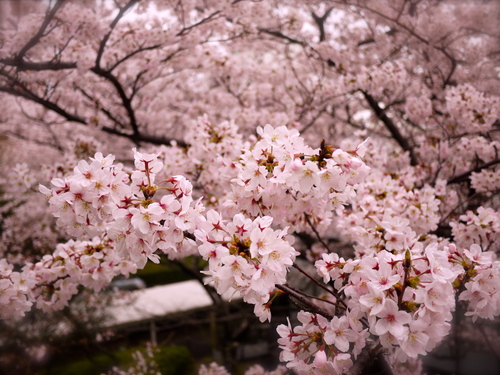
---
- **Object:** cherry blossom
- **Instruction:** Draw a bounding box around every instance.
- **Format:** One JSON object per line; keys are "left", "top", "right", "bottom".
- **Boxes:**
{"left": 0, "top": 0, "right": 499, "bottom": 374}
{"left": 195, "top": 210, "right": 299, "bottom": 322}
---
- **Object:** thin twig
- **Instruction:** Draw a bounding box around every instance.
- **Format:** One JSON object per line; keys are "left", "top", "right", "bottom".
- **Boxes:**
{"left": 304, "top": 213, "right": 331, "bottom": 252}
{"left": 276, "top": 284, "right": 334, "bottom": 320}
{"left": 293, "top": 263, "right": 338, "bottom": 299}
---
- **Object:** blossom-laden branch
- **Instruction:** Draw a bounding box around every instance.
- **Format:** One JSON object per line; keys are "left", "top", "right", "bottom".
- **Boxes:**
{"left": 0, "top": 80, "right": 186, "bottom": 146}
{"left": 13, "top": 0, "right": 67, "bottom": 61}
{"left": 311, "top": 7, "right": 334, "bottom": 42}
{"left": 0, "top": 60, "right": 77, "bottom": 71}
{"left": 1, "top": 1, "right": 500, "bottom": 374}
{"left": 448, "top": 158, "right": 500, "bottom": 185}
{"left": 276, "top": 284, "right": 334, "bottom": 320}
{"left": 4, "top": 121, "right": 499, "bottom": 375}
{"left": 362, "top": 90, "right": 418, "bottom": 166}
{"left": 94, "top": 0, "right": 140, "bottom": 68}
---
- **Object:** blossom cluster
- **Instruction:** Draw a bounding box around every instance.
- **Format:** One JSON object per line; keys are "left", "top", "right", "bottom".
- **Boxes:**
{"left": 341, "top": 61, "right": 407, "bottom": 98}
{"left": 276, "top": 310, "right": 367, "bottom": 374}
{"left": 146, "top": 116, "right": 246, "bottom": 202}
{"left": 182, "top": 116, "right": 249, "bottom": 199}
{"left": 470, "top": 168, "right": 500, "bottom": 193}
{"left": 0, "top": 258, "right": 33, "bottom": 319}
{"left": 2, "top": 0, "right": 500, "bottom": 373}
{"left": 336, "top": 166, "right": 445, "bottom": 256}
{"left": 39, "top": 149, "right": 204, "bottom": 268}
{"left": 195, "top": 210, "right": 299, "bottom": 322}
{"left": 451, "top": 243, "right": 500, "bottom": 321}
{"left": 343, "top": 247, "right": 458, "bottom": 361}
{"left": 223, "top": 125, "right": 370, "bottom": 234}
{"left": 315, "top": 241, "right": 500, "bottom": 362}
{"left": 12, "top": 163, "right": 36, "bottom": 191}
{"left": 414, "top": 133, "right": 500, "bottom": 186}
{"left": 446, "top": 83, "right": 499, "bottom": 133}
{"left": 27, "top": 237, "right": 136, "bottom": 312}
{"left": 450, "top": 207, "right": 500, "bottom": 251}
{"left": 2, "top": 148, "right": 210, "bottom": 316}
{"left": 103, "top": 343, "right": 161, "bottom": 375}
{"left": 185, "top": 116, "right": 244, "bottom": 179}
{"left": 2, "top": 120, "right": 500, "bottom": 375}
{"left": 405, "top": 94, "right": 433, "bottom": 124}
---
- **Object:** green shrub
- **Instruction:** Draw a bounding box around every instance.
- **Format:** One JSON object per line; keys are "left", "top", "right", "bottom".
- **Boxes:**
{"left": 47, "top": 353, "right": 112, "bottom": 375}
{"left": 45, "top": 344, "right": 194, "bottom": 375}
{"left": 135, "top": 261, "right": 191, "bottom": 287}
{"left": 155, "top": 345, "right": 194, "bottom": 375}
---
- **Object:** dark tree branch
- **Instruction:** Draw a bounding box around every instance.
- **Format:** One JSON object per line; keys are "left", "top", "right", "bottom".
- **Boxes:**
{"left": 357, "top": 37, "right": 376, "bottom": 46}
{"left": 311, "top": 7, "right": 333, "bottom": 42}
{"left": 160, "top": 47, "right": 187, "bottom": 63}
{"left": 95, "top": 0, "right": 140, "bottom": 67}
{"left": 304, "top": 213, "right": 331, "bottom": 252}
{"left": 348, "top": 341, "right": 397, "bottom": 375}
{"left": 75, "top": 85, "right": 127, "bottom": 128}
{"left": 108, "top": 44, "right": 163, "bottom": 72}
{"left": 3, "top": 129, "right": 64, "bottom": 152}
{"left": 91, "top": 66, "right": 140, "bottom": 138}
{"left": 90, "top": 66, "right": 188, "bottom": 148}
{"left": 176, "top": 10, "right": 222, "bottom": 36}
{"left": 110, "top": 129, "right": 188, "bottom": 148}
{"left": 436, "top": 46, "right": 458, "bottom": 88}
{"left": 15, "top": 0, "right": 67, "bottom": 60}
{"left": 14, "top": 99, "right": 65, "bottom": 152}
{"left": 257, "top": 28, "right": 304, "bottom": 45}
{"left": 0, "top": 84, "right": 87, "bottom": 124}
{"left": 0, "top": 60, "right": 77, "bottom": 71}
{"left": 276, "top": 284, "right": 334, "bottom": 320}
{"left": 293, "top": 263, "right": 342, "bottom": 301}
{"left": 362, "top": 91, "right": 418, "bottom": 166}
{"left": 447, "top": 159, "right": 500, "bottom": 185}
{"left": 0, "top": 84, "right": 187, "bottom": 148}
{"left": 345, "top": 1, "right": 458, "bottom": 88}
{"left": 90, "top": 1, "right": 166, "bottom": 143}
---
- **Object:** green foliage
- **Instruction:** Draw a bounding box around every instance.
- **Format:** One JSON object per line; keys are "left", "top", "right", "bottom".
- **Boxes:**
{"left": 44, "top": 344, "right": 194, "bottom": 375}
{"left": 135, "top": 261, "right": 191, "bottom": 287}
{"left": 47, "top": 353, "right": 111, "bottom": 375}
{"left": 155, "top": 345, "right": 194, "bottom": 375}
{"left": 135, "top": 256, "right": 207, "bottom": 287}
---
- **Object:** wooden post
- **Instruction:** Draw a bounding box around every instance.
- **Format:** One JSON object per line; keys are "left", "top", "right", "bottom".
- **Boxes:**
{"left": 150, "top": 320, "right": 157, "bottom": 346}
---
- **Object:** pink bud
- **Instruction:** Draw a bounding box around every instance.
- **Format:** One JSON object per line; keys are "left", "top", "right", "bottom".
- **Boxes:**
{"left": 313, "top": 349, "right": 328, "bottom": 367}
